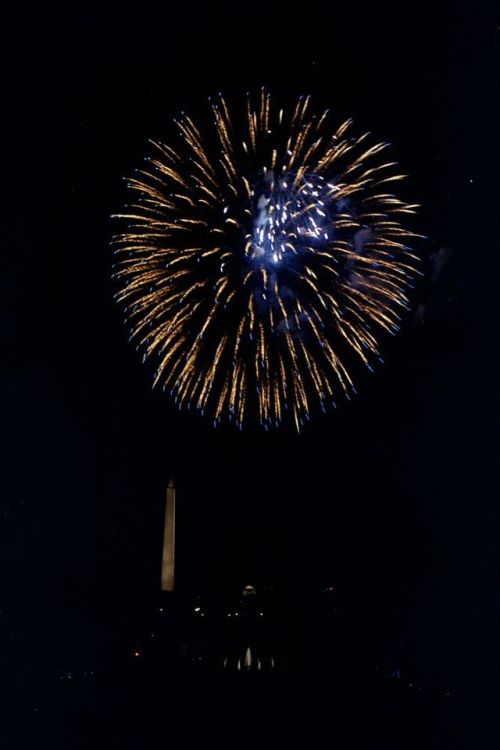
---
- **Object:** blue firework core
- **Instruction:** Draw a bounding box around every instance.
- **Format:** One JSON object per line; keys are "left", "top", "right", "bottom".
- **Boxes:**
{"left": 247, "top": 172, "right": 333, "bottom": 268}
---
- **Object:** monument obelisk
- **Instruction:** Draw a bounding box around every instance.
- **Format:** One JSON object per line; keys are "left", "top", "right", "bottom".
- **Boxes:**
{"left": 161, "top": 479, "right": 176, "bottom": 591}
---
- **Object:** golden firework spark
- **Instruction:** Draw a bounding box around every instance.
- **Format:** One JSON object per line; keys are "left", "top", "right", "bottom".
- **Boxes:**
{"left": 112, "top": 91, "right": 421, "bottom": 431}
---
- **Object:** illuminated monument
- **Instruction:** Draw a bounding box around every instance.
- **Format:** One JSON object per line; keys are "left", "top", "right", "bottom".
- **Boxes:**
{"left": 161, "top": 479, "right": 175, "bottom": 591}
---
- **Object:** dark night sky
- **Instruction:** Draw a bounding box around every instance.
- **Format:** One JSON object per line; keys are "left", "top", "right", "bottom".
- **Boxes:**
{"left": 2, "top": 0, "right": 499, "bottom": 694}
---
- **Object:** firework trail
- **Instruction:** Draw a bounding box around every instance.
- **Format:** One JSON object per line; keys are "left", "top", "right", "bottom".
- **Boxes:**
{"left": 112, "top": 91, "right": 421, "bottom": 431}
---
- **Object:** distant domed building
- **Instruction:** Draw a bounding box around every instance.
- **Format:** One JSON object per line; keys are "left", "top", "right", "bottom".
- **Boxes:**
{"left": 151, "top": 482, "right": 339, "bottom": 672}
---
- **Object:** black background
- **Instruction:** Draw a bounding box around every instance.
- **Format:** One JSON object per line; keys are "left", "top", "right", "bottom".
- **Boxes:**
{"left": 2, "top": 0, "right": 500, "bottom": 740}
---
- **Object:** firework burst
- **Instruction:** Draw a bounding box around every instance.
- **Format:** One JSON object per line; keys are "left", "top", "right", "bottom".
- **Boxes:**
{"left": 112, "top": 91, "right": 421, "bottom": 431}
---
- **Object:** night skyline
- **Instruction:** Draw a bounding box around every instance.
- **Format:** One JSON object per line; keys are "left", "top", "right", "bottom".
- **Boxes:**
{"left": 3, "top": 2, "right": 499, "bottom": 747}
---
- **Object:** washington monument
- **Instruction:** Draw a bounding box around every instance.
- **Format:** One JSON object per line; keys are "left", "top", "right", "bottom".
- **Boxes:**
{"left": 161, "top": 479, "right": 176, "bottom": 591}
